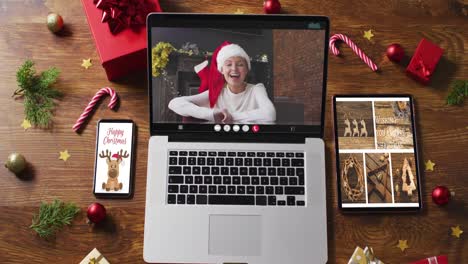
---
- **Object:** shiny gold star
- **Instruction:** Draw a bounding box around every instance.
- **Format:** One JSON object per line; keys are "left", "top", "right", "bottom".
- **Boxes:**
{"left": 21, "top": 119, "right": 31, "bottom": 130}
{"left": 396, "top": 240, "right": 409, "bottom": 252}
{"left": 234, "top": 9, "right": 244, "bottom": 14}
{"left": 363, "top": 30, "right": 374, "bottom": 41}
{"left": 451, "top": 225, "right": 463, "bottom": 238}
{"left": 81, "top": 58, "right": 92, "bottom": 69}
{"left": 425, "top": 160, "right": 436, "bottom": 171}
{"left": 59, "top": 150, "right": 71, "bottom": 162}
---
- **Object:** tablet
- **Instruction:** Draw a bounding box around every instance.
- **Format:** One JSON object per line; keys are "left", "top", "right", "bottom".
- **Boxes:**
{"left": 333, "top": 95, "right": 422, "bottom": 211}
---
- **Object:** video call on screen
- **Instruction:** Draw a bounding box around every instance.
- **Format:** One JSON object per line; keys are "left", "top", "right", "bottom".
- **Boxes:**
{"left": 150, "top": 27, "right": 325, "bottom": 126}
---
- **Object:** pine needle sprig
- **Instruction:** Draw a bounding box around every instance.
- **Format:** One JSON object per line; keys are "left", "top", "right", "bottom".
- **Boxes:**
{"left": 30, "top": 199, "right": 80, "bottom": 239}
{"left": 446, "top": 80, "right": 468, "bottom": 106}
{"left": 14, "top": 60, "right": 61, "bottom": 127}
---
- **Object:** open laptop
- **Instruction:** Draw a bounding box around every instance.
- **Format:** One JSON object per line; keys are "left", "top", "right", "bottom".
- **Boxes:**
{"left": 144, "top": 14, "right": 329, "bottom": 264}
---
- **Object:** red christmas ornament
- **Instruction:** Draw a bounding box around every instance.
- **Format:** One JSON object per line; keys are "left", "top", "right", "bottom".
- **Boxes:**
{"left": 431, "top": 186, "right": 451, "bottom": 205}
{"left": 46, "top": 13, "right": 64, "bottom": 33}
{"left": 386, "top": 43, "right": 405, "bottom": 62}
{"left": 263, "top": 0, "right": 281, "bottom": 14}
{"left": 87, "top": 202, "right": 107, "bottom": 223}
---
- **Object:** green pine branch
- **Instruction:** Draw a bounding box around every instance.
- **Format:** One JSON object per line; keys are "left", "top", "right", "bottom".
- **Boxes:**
{"left": 14, "top": 60, "right": 61, "bottom": 127}
{"left": 30, "top": 199, "right": 80, "bottom": 239}
{"left": 446, "top": 80, "right": 468, "bottom": 106}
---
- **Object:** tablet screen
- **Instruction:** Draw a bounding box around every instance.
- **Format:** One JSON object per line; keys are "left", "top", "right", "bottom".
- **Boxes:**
{"left": 334, "top": 96, "right": 421, "bottom": 211}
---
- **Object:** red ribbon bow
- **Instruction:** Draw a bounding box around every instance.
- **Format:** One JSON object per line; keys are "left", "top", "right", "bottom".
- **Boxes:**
{"left": 414, "top": 54, "right": 432, "bottom": 78}
{"left": 93, "top": 0, "right": 155, "bottom": 35}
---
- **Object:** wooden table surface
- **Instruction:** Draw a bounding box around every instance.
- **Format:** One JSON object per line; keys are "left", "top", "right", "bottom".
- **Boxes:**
{"left": 0, "top": 0, "right": 467, "bottom": 263}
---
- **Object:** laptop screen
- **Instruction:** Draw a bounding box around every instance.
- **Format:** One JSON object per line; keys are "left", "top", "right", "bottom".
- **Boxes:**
{"left": 148, "top": 15, "right": 328, "bottom": 136}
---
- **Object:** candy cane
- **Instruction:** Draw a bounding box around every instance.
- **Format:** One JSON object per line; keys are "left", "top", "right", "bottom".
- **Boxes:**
{"left": 73, "top": 87, "right": 118, "bottom": 132}
{"left": 329, "top": 33, "right": 378, "bottom": 72}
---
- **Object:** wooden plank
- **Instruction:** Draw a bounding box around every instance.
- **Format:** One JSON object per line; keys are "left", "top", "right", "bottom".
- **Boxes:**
{"left": 0, "top": 0, "right": 467, "bottom": 263}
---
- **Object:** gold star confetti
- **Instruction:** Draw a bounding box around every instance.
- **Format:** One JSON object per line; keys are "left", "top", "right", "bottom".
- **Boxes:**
{"left": 21, "top": 119, "right": 31, "bottom": 130}
{"left": 81, "top": 58, "right": 92, "bottom": 69}
{"left": 363, "top": 30, "right": 374, "bottom": 41}
{"left": 425, "top": 160, "right": 436, "bottom": 171}
{"left": 59, "top": 150, "right": 71, "bottom": 162}
{"left": 451, "top": 225, "right": 463, "bottom": 238}
{"left": 396, "top": 240, "right": 409, "bottom": 252}
{"left": 234, "top": 9, "right": 244, "bottom": 14}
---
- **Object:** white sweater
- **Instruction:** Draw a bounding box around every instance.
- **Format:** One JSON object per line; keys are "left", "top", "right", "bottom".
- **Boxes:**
{"left": 168, "top": 83, "right": 276, "bottom": 123}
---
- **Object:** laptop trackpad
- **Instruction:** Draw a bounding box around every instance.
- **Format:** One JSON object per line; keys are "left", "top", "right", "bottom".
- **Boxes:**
{"left": 209, "top": 215, "right": 261, "bottom": 256}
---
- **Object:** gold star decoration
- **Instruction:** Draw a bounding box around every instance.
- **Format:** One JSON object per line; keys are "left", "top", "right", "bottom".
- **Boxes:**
{"left": 59, "top": 150, "right": 71, "bottom": 162}
{"left": 81, "top": 58, "right": 92, "bottom": 69}
{"left": 425, "top": 160, "right": 436, "bottom": 171}
{"left": 234, "top": 9, "right": 244, "bottom": 14}
{"left": 451, "top": 225, "right": 463, "bottom": 238}
{"left": 396, "top": 240, "right": 409, "bottom": 252}
{"left": 21, "top": 119, "right": 31, "bottom": 130}
{"left": 363, "top": 30, "right": 374, "bottom": 41}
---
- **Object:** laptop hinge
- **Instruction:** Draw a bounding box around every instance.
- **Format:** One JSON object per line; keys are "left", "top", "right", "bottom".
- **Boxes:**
{"left": 165, "top": 133, "right": 307, "bottom": 144}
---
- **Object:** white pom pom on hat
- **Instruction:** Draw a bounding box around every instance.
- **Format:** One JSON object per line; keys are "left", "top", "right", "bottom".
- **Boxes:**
{"left": 216, "top": 44, "right": 251, "bottom": 72}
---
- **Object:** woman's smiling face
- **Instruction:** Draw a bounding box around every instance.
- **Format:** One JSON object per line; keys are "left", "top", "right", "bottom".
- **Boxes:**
{"left": 221, "top": 56, "right": 248, "bottom": 89}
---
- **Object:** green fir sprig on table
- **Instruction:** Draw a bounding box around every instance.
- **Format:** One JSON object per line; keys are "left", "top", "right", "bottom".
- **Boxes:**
{"left": 30, "top": 199, "right": 80, "bottom": 239}
{"left": 14, "top": 60, "right": 61, "bottom": 127}
{"left": 446, "top": 80, "right": 468, "bottom": 106}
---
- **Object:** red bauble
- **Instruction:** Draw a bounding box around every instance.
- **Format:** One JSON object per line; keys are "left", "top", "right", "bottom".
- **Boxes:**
{"left": 432, "top": 186, "right": 451, "bottom": 205}
{"left": 47, "top": 13, "right": 64, "bottom": 33}
{"left": 386, "top": 43, "right": 405, "bottom": 62}
{"left": 87, "top": 202, "right": 106, "bottom": 223}
{"left": 264, "top": 0, "right": 281, "bottom": 14}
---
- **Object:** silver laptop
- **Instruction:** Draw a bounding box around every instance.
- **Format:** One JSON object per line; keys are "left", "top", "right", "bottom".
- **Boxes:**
{"left": 144, "top": 13, "right": 329, "bottom": 264}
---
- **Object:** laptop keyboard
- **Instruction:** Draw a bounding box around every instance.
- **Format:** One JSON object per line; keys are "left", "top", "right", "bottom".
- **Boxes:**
{"left": 166, "top": 150, "right": 306, "bottom": 206}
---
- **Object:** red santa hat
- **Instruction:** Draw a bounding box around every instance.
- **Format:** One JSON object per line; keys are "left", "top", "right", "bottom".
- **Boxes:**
{"left": 216, "top": 44, "right": 251, "bottom": 72}
{"left": 195, "top": 41, "right": 251, "bottom": 108}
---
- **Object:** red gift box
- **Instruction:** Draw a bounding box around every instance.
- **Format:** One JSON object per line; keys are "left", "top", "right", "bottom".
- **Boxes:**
{"left": 410, "top": 255, "right": 448, "bottom": 264}
{"left": 81, "top": 0, "right": 162, "bottom": 81}
{"left": 406, "top": 38, "right": 443, "bottom": 85}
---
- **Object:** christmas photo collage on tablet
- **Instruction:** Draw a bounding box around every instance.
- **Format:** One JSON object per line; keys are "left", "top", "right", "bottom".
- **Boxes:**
{"left": 335, "top": 97, "right": 419, "bottom": 208}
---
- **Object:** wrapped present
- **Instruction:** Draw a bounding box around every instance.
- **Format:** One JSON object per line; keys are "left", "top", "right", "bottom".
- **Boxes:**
{"left": 406, "top": 38, "right": 443, "bottom": 85}
{"left": 81, "top": 0, "right": 162, "bottom": 81}
{"left": 410, "top": 255, "right": 448, "bottom": 264}
{"left": 79, "top": 248, "right": 110, "bottom": 264}
{"left": 348, "top": 246, "right": 384, "bottom": 264}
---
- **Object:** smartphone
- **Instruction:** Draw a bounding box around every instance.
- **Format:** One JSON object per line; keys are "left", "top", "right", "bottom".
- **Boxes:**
{"left": 333, "top": 95, "right": 422, "bottom": 212}
{"left": 93, "top": 119, "right": 136, "bottom": 198}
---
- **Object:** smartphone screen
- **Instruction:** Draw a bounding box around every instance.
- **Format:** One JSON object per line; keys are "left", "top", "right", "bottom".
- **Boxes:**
{"left": 93, "top": 119, "right": 135, "bottom": 198}
{"left": 333, "top": 95, "right": 421, "bottom": 211}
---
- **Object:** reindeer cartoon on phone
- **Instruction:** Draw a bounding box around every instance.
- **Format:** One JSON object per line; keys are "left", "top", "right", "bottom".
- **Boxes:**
{"left": 99, "top": 149, "right": 129, "bottom": 191}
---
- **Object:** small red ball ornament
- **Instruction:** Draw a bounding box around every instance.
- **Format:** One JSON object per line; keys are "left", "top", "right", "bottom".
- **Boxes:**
{"left": 264, "top": 0, "right": 281, "bottom": 14}
{"left": 87, "top": 202, "right": 106, "bottom": 223}
{"left": 386, "top": 43, "right": 405, "bottom": 62}
{"left": 47, "top": 13, "right": 64, "bottom": 33}
{"left": 432, "top": 186, "right": 451, "bottom": 205}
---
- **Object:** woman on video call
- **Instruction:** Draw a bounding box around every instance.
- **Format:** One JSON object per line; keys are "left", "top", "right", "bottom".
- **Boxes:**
{"left": 168, "top": 42, "right": 276, "bottom": 124}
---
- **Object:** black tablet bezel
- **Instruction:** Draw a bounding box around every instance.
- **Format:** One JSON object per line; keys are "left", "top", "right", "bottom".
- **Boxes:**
{"left": 146, "top": 13, "right": 329, "bottom": 139}
{"left": 93, "top": 119, "right": 136, "bottom": 199}
{"left": 333, "top": 94, "right": 422, "bottom": 212}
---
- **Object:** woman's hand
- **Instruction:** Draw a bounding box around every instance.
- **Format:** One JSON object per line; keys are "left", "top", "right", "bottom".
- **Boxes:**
{"left": 213, "top": 109, "right": 233, "bottom": 124}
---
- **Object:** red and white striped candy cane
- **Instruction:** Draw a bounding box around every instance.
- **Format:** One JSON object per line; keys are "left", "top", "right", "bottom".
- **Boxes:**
{"left": 329, "top": 33, "right": 378, "bottom": 72}
{"left": 73, "top": 87, "right": 118, "bottom": 132}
